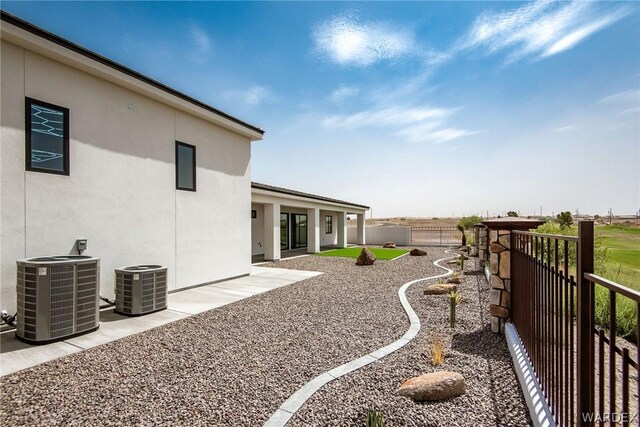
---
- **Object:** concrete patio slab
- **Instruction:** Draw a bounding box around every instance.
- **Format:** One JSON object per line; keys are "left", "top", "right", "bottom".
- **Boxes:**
{"left": 64, "top": 309, "right": 190, "bottom": 349}
{"left": 0, "top": 265, "right": 322, "bottom": 377}
{"left": 0, "top": 336, "right": 82, "bottom": 377}
{"left": 167, "top": 288, "right": 246, "bottom": 315}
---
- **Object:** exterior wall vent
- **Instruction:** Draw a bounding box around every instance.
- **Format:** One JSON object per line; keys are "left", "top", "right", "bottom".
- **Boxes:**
{"left": 114, "top": 265, "right": 167, "bottom": 316}
{"left": 16, "top": 256, "right": 100, "bottom": 344}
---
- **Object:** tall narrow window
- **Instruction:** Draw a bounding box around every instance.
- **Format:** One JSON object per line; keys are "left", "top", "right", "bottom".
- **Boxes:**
{"left": 176, "top": 141, "right": 196, "bottom": 191}
{"left": 325, "top": 215, "right": 333, "bottom": 234}
{"left": 26, "top": 98, "right": 69, "bottom": 175}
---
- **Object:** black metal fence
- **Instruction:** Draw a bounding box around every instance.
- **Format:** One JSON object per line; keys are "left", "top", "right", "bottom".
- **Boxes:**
{"left": 411, "top": 227, "right": 462, "bottom": 246}
{"left": 511, "top": 221, "right": 639, "bottom": 426}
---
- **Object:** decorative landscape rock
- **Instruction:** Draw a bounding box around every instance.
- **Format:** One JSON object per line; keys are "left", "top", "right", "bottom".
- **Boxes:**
{"left": 355, "top": 247, "right": 376, "bottom": 266}
{"left": 397, "top": 371, "right": 466, "bottom": 401}
{"left": 424, "top": 283, "right": 457, "bottom": 295}
{"left": 383, "top": 242, "right": 397, "bottom": 248}
{"left": 446, "top": 276, "right": 462, "bottom": 285}
{"left": 409, "top": 248, "right": 427, "bottom": 256}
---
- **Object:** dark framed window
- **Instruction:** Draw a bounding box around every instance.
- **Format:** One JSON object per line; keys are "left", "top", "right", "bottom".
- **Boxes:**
{"left": 175, "top": 141, "right": 196, "bottom": 191}
{"left": 325, "top": 215, "right": 333, "bottom": 234}
{"left": 25, "top": 98, "right": 70, "bottom": 175}
{"left": 251, "top": 209, "right": 257, "bottom": 219}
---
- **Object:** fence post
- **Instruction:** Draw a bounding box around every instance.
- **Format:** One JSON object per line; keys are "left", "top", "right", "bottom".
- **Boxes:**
{"left": 576, "top": 220, "right": 594, "bottom": 425}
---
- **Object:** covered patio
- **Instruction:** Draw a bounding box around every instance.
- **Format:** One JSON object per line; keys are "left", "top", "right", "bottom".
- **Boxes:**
{"left": 251, "top": 182, "right": 368, "bottom": 261}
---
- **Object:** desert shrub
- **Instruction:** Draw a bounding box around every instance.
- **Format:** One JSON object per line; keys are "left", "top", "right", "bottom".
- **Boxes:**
{"left": 431, "top": 339, "right": 444, "bottom": 366}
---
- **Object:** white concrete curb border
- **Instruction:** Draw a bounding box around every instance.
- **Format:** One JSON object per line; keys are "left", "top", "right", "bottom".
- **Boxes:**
{"left": 263, "top": 251, "right": 458, "bottom": 427}
{"left": 505, "top": 323, "right": 554, "bottom": 427}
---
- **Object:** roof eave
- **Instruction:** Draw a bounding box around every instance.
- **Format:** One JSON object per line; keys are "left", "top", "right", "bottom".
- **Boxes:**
{"left": 0, "top": 11, "right": 264, "bottom": 141}
{"left": 251, "top": 182, "right": 370, "bottom": 211}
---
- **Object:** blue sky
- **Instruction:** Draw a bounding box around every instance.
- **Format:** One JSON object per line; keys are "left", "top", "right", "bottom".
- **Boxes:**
{"left": 3, "top": 1, "right": 639, "bottom": 217}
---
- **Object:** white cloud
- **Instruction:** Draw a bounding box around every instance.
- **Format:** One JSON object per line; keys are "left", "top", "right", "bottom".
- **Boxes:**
{"left": 228, "top": 85, "right": 272, "bottom": 107}
{"left": 189, "top": 25, "right": 212, "bottom": 64}
{"left": 313, "top": 13, "right": 414, "bottom": 66}
{"left": 329, "top": 85, "right": 360, "bottom": 101}
{"left": 398, "top": 125, "right": 480, "bottom": 144}
{"left": 322, "top": 105, "right": 475, "bottom": 144}
{"left": 323, "top": 106, "right": 451, "bottom": 129}
{"left": 461, "top": 0, "right": 630, "bottom": 62}
{"left": 598, "top": 89, "right": 640, "bottom": 105}
{"left": 542, "top": 9, "right": 630, "bottom": 57}
{"left": 554, "top": 125, "right": 577, "bottom": 132}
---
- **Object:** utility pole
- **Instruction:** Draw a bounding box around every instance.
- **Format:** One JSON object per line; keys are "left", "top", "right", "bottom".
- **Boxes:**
{"left": 609, "top": 208, "right": 613, "bottom": 225}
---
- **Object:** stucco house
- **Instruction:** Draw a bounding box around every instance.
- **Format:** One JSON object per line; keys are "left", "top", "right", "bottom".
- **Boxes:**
{"left": 0, "top": 12, "right": 367, "bottom": 316}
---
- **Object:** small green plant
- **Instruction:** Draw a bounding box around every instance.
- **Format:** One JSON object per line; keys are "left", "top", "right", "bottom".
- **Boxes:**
{"left": 366, "top": 408, "right": 385, "bottom": 427}
{"left": 459, "top": 254, "right": 465, "bottom": 270}
{"left": 431, "top": 338, "right": 444, "bottom": 366}
{"left": 449, "top": 291, "right": 462, "bottom": 328}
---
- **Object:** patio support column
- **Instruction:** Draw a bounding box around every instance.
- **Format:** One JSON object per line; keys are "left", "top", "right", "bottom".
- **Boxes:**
{"left": 356, "top": 213, "right": 366, "bottom": 245}
{"left": 337, "top": 211, "right": 348, "bottom": 248}
{"left": 264, "top": 203, "right": 281, "bottom": 261}
{"left": 307, "top": 208, "right": 320, "bottom": 253}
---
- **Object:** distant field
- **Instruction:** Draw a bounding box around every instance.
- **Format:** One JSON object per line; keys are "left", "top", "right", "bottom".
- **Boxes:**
{"left": 316, "top": 247, "right": 408, "bottom": 260}
{"left": 597, "top": 225, "right": 640, "bottom": 288}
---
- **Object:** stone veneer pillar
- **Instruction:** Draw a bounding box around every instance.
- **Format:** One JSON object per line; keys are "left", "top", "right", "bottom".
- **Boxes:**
{"left": 477, "top": 226, "right": 488, "bottom": 266}
{"left": 482, "top": 218, "right": 544, "bottom": 333}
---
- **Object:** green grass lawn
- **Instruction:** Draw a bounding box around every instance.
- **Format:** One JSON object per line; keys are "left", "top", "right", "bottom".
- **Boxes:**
{"left": 315, "top": 247, "right": 409, "bottom": 260}
{"left": 597, "top": 225, "right": 640, "bottom": 288}
{"left": 593, "top": 225, "right": 639, "bottom": 340}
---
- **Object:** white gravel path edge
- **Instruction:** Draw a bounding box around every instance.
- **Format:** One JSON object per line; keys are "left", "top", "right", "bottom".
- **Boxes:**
{"left": 263, "top": 251, "right": 459, "bottom": 427}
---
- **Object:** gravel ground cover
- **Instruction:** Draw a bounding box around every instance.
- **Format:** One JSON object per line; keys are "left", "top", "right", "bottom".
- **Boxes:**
{"left": 1, "top": 247, "right": 452, "bottom": 426}
{"left": 289, "top": 256, "right": 531, "bottom": 426}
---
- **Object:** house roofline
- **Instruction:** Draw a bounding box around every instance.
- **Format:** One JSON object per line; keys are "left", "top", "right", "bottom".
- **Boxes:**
{"left": 251, "top": 182, "right": 370, "bottom": 210}
{"left": 0, "top": 10, "right": 264, "bottom": 137}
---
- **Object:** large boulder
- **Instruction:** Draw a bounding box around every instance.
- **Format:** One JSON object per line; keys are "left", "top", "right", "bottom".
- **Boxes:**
{"left": 410, "top": 248, "right": 428, "bottom": 256}
{"left": 397, "top": 371, "right": 466, "bottom": 401}
{"left": 424, "top": 283, "right": 457, "bottom": 295}
{"left": 383, "top": 242, "right": 396, "bottom": 248}
{"left": 355, "top": 247, "right": 376, "bottom": 266}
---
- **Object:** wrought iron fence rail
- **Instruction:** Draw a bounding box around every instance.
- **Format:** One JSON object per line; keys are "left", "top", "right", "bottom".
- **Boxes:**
{"left": 514, "top": 229, "right": 578, "bottom": 242}
{"left": 584, "top": 273, "right": 640, "bottom": 302}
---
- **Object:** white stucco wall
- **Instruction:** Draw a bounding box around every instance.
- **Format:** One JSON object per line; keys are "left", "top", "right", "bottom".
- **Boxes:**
{"left": 320, "top": 211, "right": 337, "bottom": 246}
{"left": 348, "top": 225, "right": 412, "bottom": 246}
{"left": 1, "top": 39, "right": 253, "bottom": 313}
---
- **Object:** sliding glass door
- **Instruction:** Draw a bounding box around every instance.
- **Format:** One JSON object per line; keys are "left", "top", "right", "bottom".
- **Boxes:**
{"left": 280, "top": 213, "right": 289, "bottom": 251}
{"left": 291, "top": 214, "right": 307, "bottom": 249}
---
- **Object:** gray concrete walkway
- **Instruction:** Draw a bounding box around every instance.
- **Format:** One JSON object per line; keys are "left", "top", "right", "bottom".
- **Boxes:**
{"left": 0, "top": 266, "right": 321, "bottom": 377}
